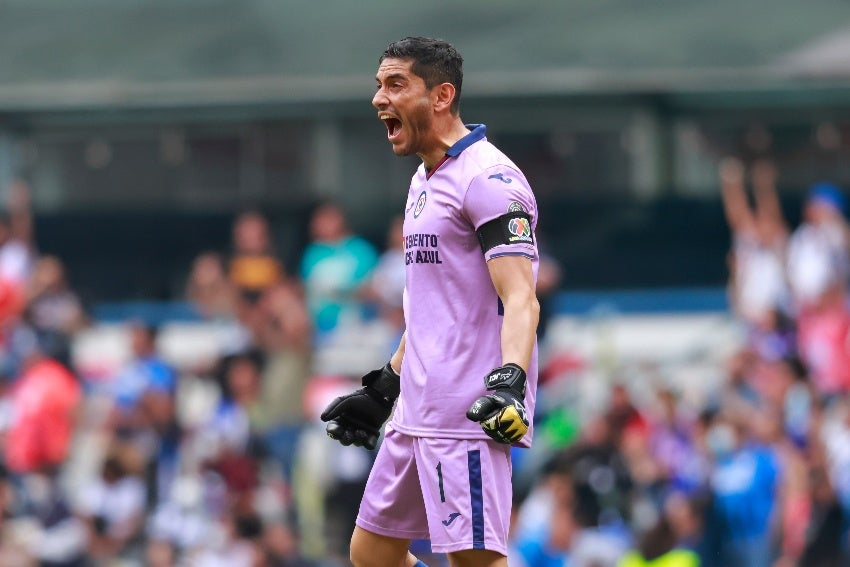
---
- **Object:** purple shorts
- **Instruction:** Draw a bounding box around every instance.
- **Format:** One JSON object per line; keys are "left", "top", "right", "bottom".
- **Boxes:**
{"left": 355, "top": 427, "right": 512, "bottom": 555}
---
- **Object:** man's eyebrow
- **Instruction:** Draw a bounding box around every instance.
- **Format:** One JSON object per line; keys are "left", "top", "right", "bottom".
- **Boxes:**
{"left": 376, "top": 73, "right": 408, "bottom": 83}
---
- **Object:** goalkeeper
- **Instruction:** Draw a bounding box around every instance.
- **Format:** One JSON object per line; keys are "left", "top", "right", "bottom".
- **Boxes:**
{"left": 321, "top": 36, "right": 540, "bottom": 567}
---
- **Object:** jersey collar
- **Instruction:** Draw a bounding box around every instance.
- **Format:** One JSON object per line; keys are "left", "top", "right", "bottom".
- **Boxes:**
{"left": 446, "top": 124, "right": 486, "bottom": 157}
{"left": 425, "top": 124, "right": 486, "bottom": 179}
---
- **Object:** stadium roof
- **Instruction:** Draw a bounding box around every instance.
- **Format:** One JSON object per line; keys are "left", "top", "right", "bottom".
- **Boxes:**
{"left": 2, "top": 0, "right": 850, "bottom": 111}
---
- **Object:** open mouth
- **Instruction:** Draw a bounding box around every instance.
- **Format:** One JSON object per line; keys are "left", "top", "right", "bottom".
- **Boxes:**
{"left": 380, "top": 114, "right": 402, "bottom": 140}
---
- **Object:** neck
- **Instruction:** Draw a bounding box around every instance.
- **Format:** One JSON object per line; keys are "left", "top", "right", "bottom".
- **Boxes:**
{"left": 419, "top": 117, "right": 469, "bottom": 170}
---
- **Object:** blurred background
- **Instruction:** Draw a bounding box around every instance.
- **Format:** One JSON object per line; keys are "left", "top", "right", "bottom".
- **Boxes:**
{"left": 2, "top": 1, "right": 850, "bottom": 565}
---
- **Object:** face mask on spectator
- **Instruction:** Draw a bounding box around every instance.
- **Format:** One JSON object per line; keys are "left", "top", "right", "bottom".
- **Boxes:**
{"left": 706, "top": 423, "right": 736, "bottom": 458}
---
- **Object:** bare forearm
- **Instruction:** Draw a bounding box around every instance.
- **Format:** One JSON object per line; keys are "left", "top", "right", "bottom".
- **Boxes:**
{"left": 500, "top": 293, "right": 539, "bottom": 372}
{"left": 719, "top": 158, "right": 749, "bottom": 232}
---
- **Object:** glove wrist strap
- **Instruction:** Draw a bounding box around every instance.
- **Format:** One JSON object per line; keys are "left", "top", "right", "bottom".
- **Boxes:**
{"left": 484, "top": 363, "right": 527, "bottom": 397}
{"left": 363, "top": 362, "right": 401, "bottom": 405}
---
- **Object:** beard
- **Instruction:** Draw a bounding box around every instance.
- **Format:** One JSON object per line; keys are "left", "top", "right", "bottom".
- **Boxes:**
{"left": 396, "top": 101, "right": 434, "bottom": 157}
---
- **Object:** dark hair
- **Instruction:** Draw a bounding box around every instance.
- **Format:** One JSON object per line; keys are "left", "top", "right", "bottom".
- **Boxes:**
{"left": 783, "top": 355, "right": 809, "bottom": 383}
{"left": 380, "top": 36, "right": 463, "bottom": 114}
{"left": 130, "top": 321, "right": 159, "bottom": 343}
{"left": 638, "top": 518, "right": 677, "bottom": 561}
{"left": 216, "top": 350, "right": 265, "bottom": 402}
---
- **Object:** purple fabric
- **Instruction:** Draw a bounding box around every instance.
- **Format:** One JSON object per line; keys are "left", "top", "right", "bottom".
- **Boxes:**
{"left": 356, "top": 428, "right": 512, "bottom": 554}
{"left": 393, "top": 125, "right": 540, "bottom": 446}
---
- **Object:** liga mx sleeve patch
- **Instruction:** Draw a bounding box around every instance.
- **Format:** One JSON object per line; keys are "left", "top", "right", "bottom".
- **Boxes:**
{"left": 476, "top": 211, "right": 534, "bottom": 254}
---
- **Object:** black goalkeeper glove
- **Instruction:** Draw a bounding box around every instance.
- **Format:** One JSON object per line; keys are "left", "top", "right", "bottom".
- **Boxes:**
{"left": 320, "top": 362, "right": 400, "bottom": 450}
{"left": 466, "top": 363, "right": 529, "bottom": 444}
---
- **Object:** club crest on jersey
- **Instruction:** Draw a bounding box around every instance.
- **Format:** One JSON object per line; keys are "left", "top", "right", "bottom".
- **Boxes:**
{"left": 413, "top": 191, "right": 427, "bottom": 218}
{"left": 508, "top": 217, "right": 532, "bottom": 243}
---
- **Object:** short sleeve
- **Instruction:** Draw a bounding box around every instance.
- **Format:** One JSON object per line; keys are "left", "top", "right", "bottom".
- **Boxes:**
{"left": 463, "top": 166, "right": 538, "bottom": 262}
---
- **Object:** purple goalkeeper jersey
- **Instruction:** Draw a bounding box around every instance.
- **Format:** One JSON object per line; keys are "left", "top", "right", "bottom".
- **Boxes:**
{"left": 391, "top": 124, "right": 539, "bottom": 447}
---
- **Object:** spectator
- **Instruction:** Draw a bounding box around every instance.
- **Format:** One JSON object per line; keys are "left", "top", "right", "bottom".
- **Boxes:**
{"left": 229, "top": 210, "right": 285, "bottom": 305}
{"left": 110, "top": 323, "right": 177, "bottom": 422}
{"left": 3, "top": 328, "right": 81, "bottom": 475}
{"left": 0, "top": 181, "right": 35, "bottom": 288}
{"left": 299, "top": 201, "right": 378, "bottom": 336}
{"left": 261, "top": 520, "right": 318, "bottom": 567}
{"left": 19, "top": 471, "right": 87, "bottom": 567}
{"left": 105, "top": 322, "right": 180, "bottom": 509}
{"left": 798, "top": 465, "right": 845, "bottom": 567}
{"left": 186, "top": 251, "right": 238, "bottom": 320}
{"left": 359, "top": 215, "right": 406, "bottom": 334}
{"left": 206, "top": 351, "right": 266, "bottom": 454}
{"left": 255, "top": 282, "right": 313, "bottom": 482}
{"left": 616, "top": 516, "right": 699, "bottom": 567}
{"left": 24, "top": 255, "right": 86, "bottom": 368}
{"left": 189, "top": 509, "right": 263, "bottom": 567}
{"left": 819, "top": 398, "right": 850, "bottom": 530}
{"left": 0, "top": 181, "right": 35, "bottom": 329}
{"left": 764, "top": 356, "right": 815, "bottom": 448}
{"left": 787, "top": 182, "right": 850, "bottom": 311}
{"left": 788, "top": 183, "right": 850, "bottom": 399}
{"left": 509, "top": 467, "right": 575, "bottom": 567}
{"left": 719, "top": 348, "right": 761, "bottom": 416}
{"left": 141, "top": 382, "right": 183, "bottom": 507}
{"left": 706, "top": 413, "right": 780, "bottom": 567}
{"left": 145, "top": 474, "right": 221, "bottom": 557}
{"left": 26, "top": 255, "right": 86, "bottom": 335}
{"left": 648, "top": 389, "right": 708, "bottom": 494}
{"left": 795, "top": 297, "right": 850, "bottom": 400}
{"left": 76, "top": 444, "right": 146, "bottom": 561}
{"left": 663, "top": 492, "right": 709, "bottom": 563}
{"left": 145, "top": 539, "right": 178, "bottom": 567}
{"left": 519, "top": 418, "right": 634, "bottom": 567}
{"left": 720, "top": 158, "right": 789, "bottom": 329}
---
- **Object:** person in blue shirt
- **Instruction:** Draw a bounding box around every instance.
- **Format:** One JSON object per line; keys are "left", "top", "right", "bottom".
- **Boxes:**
{"left": 299, "top": 202, "right": 378, "bottom": 336}
{"left": 112, "top": 323, "right": 177, "bottom": 426}
{"left": 707, "top": 415, "right": 780, "bottom": 567}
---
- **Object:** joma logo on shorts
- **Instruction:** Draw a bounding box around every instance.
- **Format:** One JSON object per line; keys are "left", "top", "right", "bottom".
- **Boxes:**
{"left": 442, "top": 512, "right": 462, "bottom": 526}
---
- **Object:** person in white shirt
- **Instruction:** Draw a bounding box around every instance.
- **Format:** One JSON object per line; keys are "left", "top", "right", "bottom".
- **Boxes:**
{"left": 786, "top": 182, "right": 850, "bottom": 311}
{"left": 720, "top": 158, "right": 790, "bottom": 326}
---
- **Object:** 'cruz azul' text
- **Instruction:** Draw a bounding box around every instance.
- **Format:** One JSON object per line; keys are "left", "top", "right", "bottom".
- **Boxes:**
{"left": 404, "top": 233, "right": 443, "bottom": 265}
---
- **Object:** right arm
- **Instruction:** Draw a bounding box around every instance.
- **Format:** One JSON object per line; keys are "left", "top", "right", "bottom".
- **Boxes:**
{"left": 6, "top": 181, "right": 33, "bottom": 246}
{"left": 320, "top": 332, "right": 405, "bottom": 450}
{"left": 719, "top": 157, "right": 752, "bottom": 234}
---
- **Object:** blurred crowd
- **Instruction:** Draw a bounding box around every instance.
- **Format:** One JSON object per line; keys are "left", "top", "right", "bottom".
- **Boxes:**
{"left": 506, "top": 160, "right": 850, "bottom": 567}
{"left": 0, "top": 193, "right": 390, "bottom": 566}
{"left": 0, "top": 162, "right": 848, "bottom": 567}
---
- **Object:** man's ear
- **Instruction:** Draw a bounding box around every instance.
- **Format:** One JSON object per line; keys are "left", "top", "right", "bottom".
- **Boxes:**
{"left": 432, "top": 82, "right": 456, "bottom": 113}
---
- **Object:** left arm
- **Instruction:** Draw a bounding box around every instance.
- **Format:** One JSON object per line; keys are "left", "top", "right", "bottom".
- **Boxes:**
{"left": 752, "top": 159, "right": 787, "bottom": 240}
{"left": 465, "top": 254, "right": 538, "bottom": 444}
{"left": 487, "top": 254, "right": 539, "bottom": 372}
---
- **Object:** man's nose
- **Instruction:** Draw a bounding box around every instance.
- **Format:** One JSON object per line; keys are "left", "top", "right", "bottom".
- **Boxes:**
{"left": 372, "top": 88, "right": 388, "bottom": 109}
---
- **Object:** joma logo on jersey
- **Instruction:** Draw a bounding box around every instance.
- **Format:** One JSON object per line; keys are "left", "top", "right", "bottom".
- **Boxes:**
{"left": 508, "top": 217, "right": 532, "bottom": 243}
{"left": 488, "top": 172, "right": 512, "bottom": 184}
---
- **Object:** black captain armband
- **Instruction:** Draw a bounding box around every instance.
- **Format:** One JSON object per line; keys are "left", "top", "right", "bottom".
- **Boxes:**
{"left": 476, "top": 211, "right": 534, "bottom": 254}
